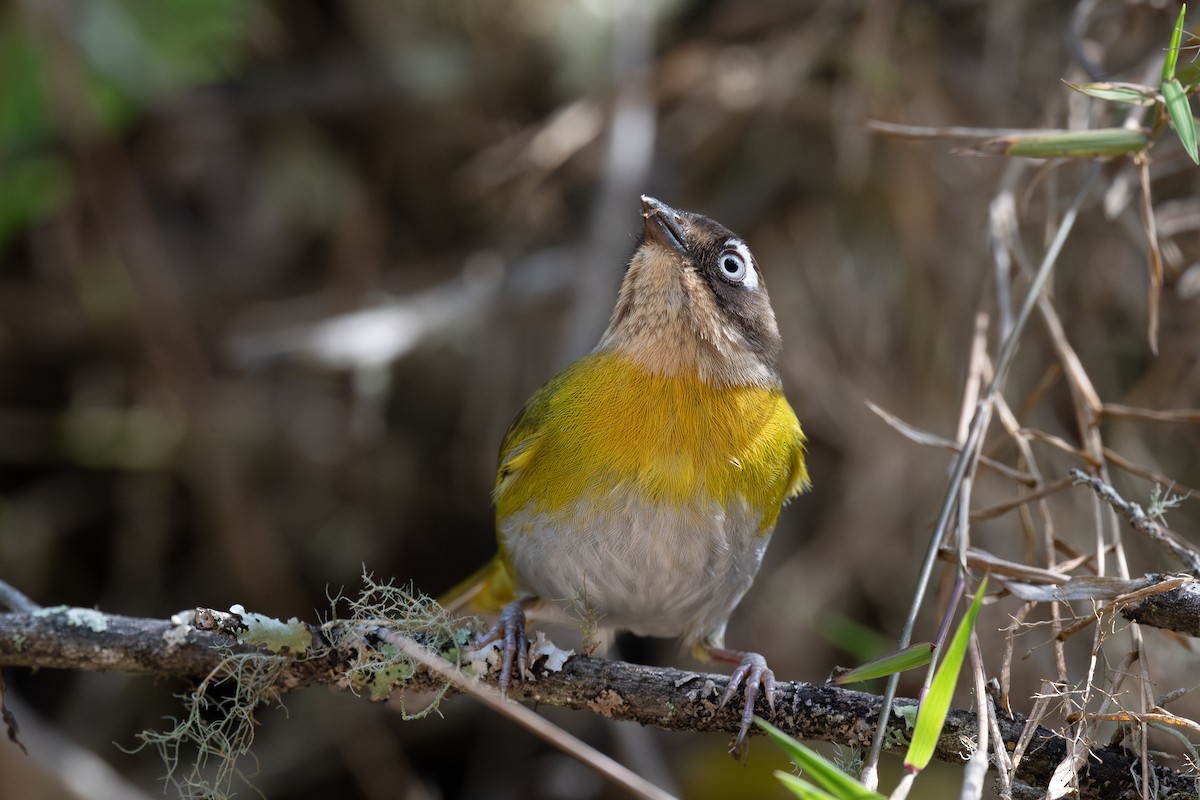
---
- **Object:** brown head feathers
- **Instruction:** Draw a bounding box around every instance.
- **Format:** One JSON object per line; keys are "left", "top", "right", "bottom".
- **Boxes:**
{"left": 597, "top": 196, "right": 783, "bottom": 388}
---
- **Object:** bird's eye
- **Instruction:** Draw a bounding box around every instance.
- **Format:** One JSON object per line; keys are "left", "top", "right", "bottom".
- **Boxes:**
{"left": 718, "top": 251, "right": 747, "bottom": 283}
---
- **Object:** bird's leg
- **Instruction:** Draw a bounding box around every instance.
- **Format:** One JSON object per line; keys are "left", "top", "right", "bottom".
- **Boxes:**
{"left": 474, "top": 598, "right": 533, "bottom": 696}
{"left": 707, "top": 646, "right": 777, "bottom": 757}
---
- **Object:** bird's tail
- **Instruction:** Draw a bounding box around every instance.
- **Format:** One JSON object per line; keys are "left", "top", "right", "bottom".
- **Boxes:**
{"left": 439, "top": 556, "right": 517, "bottom": 615}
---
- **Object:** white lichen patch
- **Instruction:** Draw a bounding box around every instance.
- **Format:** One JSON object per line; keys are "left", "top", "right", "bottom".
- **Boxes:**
{"left": 33, "top": 605, "right": 109, "bottom": 632}
{"left": 463, "top": 631, "right": 574, "bottom": 680}
{"left": 462, "top": 639, "right": 503, "bottom": 676}
{"left": 66, "top": 607, "right": 108, "bottom": 631}
{"left": 162, "top": 610, "right": 194, "bottom": 648}
{"left": 529, "top": 631, "right": 574, "bottom": 672}
{"left": 228, "top": 604, "right": 312, "bottom": 653}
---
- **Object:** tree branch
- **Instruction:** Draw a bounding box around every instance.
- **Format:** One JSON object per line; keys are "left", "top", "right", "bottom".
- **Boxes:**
{"left": 1, "top": 607, "right": 1197, "bottom": 799}
{"left": 1121, "top": 580, "right": 1200, "bottom": 636}
{"left": 1070, "top": 468, "right": 1200, "bottom": 575}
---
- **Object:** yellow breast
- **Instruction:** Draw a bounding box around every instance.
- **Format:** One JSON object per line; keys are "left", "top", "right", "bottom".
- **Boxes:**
{"left": 494, "top": 351, "right": 808, "bottom": 532}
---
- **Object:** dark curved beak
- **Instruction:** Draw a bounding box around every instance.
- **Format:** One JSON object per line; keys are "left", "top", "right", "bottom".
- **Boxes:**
{"left": 640, "top": 195, "right": 688, "bottom": 255}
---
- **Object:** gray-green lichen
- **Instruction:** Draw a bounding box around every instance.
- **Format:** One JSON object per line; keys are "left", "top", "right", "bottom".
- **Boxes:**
{"left": 33, "top": 605, "right": 109, "bottom": 632}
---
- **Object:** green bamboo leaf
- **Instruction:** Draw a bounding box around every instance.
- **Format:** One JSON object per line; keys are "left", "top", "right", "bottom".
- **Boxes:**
{"left": 833, "top": 643, "right": 934, "bottom": 685}
{"left": 774, "top": 772, "right": 840, "bottom": 800}
{"left": 758, "top": 720, "right": 885, "bottom": 800}
{"left": 966, "top": 128, "right": 1148, "bottom": 159}
{"left": 1063, "top": 81, "right": 1156, "bottom": 106}
{"left": 1162, "top": 5, "right": 1187, "bottom": 84}
{"left": 1163, "top": 78, "right": 1199, "bottom": 164}
{"left": 903, "top": 578, "right": 988, "bottom": 772}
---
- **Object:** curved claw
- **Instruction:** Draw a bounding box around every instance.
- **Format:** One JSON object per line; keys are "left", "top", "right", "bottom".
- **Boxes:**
{"left": 474, "top": 600, "right": 531, "bottom": 696}
{"left": 711, "top": 649, "right": 776, "bottom": 756}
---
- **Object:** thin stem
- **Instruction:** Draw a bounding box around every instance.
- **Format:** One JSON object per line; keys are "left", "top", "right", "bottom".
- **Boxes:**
{"left": 863, "top": 162, "right": 1101, "bottom": 781}
{"left": 389, "top": 632, "right": 679, "bottom": 800}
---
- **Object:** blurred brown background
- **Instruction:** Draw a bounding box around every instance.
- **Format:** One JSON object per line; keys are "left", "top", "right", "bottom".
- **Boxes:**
{"left": 2, "top": 1, "right": 1199, "bottom": 798}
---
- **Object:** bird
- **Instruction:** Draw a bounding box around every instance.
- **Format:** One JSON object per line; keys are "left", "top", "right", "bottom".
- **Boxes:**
{"left": 445, "top": 195, "right": 809, "bottom": 751}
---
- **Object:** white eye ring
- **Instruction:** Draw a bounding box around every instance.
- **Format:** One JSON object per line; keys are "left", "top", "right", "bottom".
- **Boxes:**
{"left": 717, "top": 240, "right": 759, "bottom": 289}
{"left": 719, "top": 252, "right": 746, "bottom": 281}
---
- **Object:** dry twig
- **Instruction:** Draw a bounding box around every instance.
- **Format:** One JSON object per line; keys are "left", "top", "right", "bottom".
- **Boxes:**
{"left": 1070, "top": 470, "right": 1200, "bottom": 576}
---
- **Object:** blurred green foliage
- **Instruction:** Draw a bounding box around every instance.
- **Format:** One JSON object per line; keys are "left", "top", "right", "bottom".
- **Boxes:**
{"left": 0, "top": 0, "right": 261, "bottom": 246}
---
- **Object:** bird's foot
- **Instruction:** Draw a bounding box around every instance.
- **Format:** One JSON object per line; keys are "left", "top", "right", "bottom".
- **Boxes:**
{"left": 473, "top": 599, "right": 530, "bottom": 696}
{"left": 710, "top": 648, "right": 777, "bottom": 758}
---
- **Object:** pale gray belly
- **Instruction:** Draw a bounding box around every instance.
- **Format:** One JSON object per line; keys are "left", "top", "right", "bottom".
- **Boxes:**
{"left": 499, "top": 488, "right": 771, "bottom": 646}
